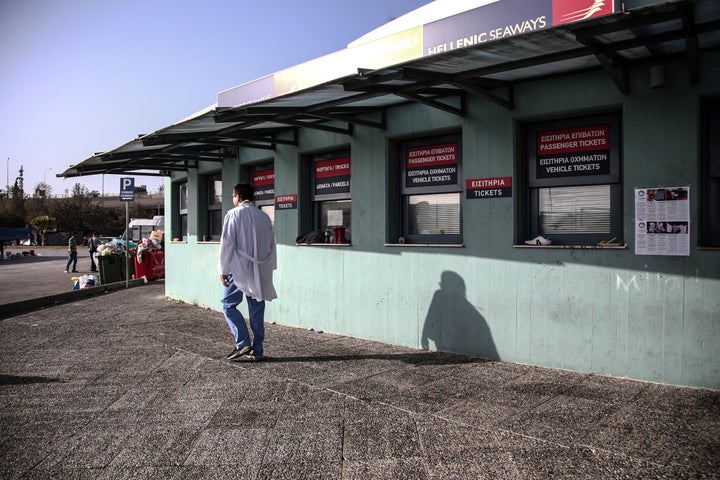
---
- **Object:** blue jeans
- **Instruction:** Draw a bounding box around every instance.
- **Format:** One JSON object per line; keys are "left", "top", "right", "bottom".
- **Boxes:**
{"left": 66, "top": 251, "right": 77, "bottom": 271}
{"left": 221, "top": 274, "right": 265, "bottom": 356}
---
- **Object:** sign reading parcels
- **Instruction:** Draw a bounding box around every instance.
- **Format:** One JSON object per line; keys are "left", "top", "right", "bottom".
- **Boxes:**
{"left": 466, "top": 177, "right": 512, "bottom": 199}
{"left": 275, "top": 194, "right": 297, "bottom": 210}
{"left": 315, "top": 157, "right": 350, "bottom": 195}
{"left": 252, "top": 168, "right": 275, "bottom": 201}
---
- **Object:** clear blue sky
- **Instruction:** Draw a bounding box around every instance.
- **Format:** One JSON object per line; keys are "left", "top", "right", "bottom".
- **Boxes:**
{"left": 0, "top": 0, "right": 431, "bottom": 196}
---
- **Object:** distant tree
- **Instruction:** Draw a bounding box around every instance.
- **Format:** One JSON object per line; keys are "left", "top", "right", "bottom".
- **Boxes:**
{"left": 52, "top": 183, "right": 97, "bottom": 232}
{"left": 33, "top": 182, "right": 53, "bottom": 198}
{"left": 31, "top": 215, "right": 55, "bottom": 246}
{"left": 0, "top": 212, "right": 26, "bottom": 228}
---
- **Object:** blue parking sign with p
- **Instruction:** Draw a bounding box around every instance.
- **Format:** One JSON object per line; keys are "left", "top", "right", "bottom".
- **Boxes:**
{"left": 120, "top": 177, "right": 135, "bottom": 202}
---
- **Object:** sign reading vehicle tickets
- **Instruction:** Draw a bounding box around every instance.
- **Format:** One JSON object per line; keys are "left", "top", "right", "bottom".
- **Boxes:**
{"left": 536, "top": 124, "right": 610, "bottom": 179}
{"left": 406, "top": 142, "right": 458, "bottom": 188}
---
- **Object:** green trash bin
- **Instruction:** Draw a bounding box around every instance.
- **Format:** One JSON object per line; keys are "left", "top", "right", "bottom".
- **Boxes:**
{"left": 98, "top": 255, "right": 123, "bottom": 284}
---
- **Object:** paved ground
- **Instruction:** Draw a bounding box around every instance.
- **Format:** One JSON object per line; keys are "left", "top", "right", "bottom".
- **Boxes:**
{"left": 0, "top": 246, "right": 112, "bottom": 303}
{"left": 0, "top": 255, "right": 719, "bottom": 478}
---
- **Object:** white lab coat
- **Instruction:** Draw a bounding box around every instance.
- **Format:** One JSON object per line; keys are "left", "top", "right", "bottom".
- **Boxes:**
{"left": 218, "top": 201, "right": 277, "bottom": 301}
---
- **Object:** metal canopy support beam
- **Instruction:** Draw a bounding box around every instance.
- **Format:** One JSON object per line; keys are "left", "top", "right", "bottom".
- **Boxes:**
{"left": 400, "top": 66, "right": 513, "bottom": 110}
{"left": 276, "top": 118, "right": 353, "bottom": 135}
{"left": 577, "top": 32, "right": 629, "bottom": 93}
{"left": 304, "top": 111, "right": 386, "bottom": 130}
{"left": 394, "top": 91, "right": 464, "bottom": 116}
{"left": 682, "top": 7, "right": 700, "bottom": 84}
{"left": 450, "top": 80, "right": 513, "bottom": 110}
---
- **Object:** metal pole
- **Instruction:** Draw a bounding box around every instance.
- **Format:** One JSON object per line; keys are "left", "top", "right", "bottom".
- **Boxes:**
{"left": 125, "top": 201, "right": 129, "bottom": 288}
{"left": 6, "top": 157, "right": 9, "bottom": 197}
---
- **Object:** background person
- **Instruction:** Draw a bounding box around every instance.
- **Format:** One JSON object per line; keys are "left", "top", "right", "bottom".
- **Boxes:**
{"left": 65, "top": 232, "right": 78, "bottom": 273}
{"left": 218, "top": 183, "right": 277, "bottom": 362}
{"left": 88, "top": 232, "right": 99, "bottom": 272}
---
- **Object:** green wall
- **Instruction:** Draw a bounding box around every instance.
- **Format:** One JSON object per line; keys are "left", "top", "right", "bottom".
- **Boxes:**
{"left": 166, "top": 53, "right": 720, "bottom": 388}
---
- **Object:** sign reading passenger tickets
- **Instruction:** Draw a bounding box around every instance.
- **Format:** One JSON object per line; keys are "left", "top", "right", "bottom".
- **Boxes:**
{"left": 536, "top": 124, "right": 610, "bottom": 178}
{"left": 406, "top": 142, "right": 458, "bottom": 187}
{"left": 466, "top": 177, "right": 512, "bottom": 199}
{"left": 252, "top": 168, "right": 275, "bottom": 201}
{"left": 120, "top": 177, "right": 135, "bottom": 202}
{"left": 315, "top": 157, "right": 351, "bottom": 195}
{"left": 275, "top": 194, "right": 297, "bottom": 210}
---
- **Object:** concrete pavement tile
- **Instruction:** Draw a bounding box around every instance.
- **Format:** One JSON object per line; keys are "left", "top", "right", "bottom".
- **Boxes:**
{"left": 108, "top": 427, "right": 202, "bottom": 467}
{"left": 342, "top": 459, "right": 429, "bottom": 480}
{"left": 1, "top": 436, "right": 65, "bottom": 479}
{"left": 95, "top": 466, "right": 258, "bottom": 479}
{"left": 207, "top": 401, "right": 286, "bottom": 429}
{"left": 333, "top": 373, "right": 451, "bottom": 415}
{"left": 33, "top": 426, "right": 137, "bottom": 470}
{"left": 256, "top": 461, "right": 343, "bottom": 480}
{"left": 263, "top": 423, "right": 344, "bottom": 463}
{"left": 629, "top": 383, "right": 720, "bottom": 423}
{"left": 5, "top": 411, "right": 96, "bottom": 439}
{"left": 591, "top": 406, "right": 720, "bottom": 474}
{"left": 343, "top": 400, "right": 423, "bottom": 461}
{"left": 16, "top": 466, "right": 99, "bottom": 480}
{"left": 505, "top": 441, "right": 703, "bottom": 479}
{"left": 426, "top": 461, "right": 520, "bottom": 480}
{"left": 106, "top": 385, "right": 179, "bottom": 411}
{"left": 500, "top": 395, "right": 621, "bottom": 445}
{"left": 183, "top": 427, "right": 270, "bottom": 466}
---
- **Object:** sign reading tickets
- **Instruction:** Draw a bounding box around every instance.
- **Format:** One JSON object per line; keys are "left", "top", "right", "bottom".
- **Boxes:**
{"left": 466, "top": 177, "right": 512, "bottom": 199}
{"left": 252, "top": 168, "right": 275, "bottom": 201}
{"left": 315, "top": 157, "right": 351, "bottom": 195}
{"left": 406, "top": 142, "right": 458, "bottom": 188}
{"left": 536, "top": 124, "right": 610, "bottom": 178}
{"left": 275, "top": 194, "right": 297, "bottom": 210}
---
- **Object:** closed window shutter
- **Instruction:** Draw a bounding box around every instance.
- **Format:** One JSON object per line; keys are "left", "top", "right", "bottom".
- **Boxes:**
{"left": 539, "top": 185, "right": 611, "bottom": 235}
{"left": 409, "top": 193, "right": 461, "bottom": 235}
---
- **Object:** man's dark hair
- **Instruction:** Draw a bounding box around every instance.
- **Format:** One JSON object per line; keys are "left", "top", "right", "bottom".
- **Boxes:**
{"left": 234, "top": 183, "right": 254, "bottom": 202}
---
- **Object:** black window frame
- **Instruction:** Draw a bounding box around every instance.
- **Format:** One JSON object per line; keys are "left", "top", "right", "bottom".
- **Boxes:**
{"left": 400, "top": 133, "right": 463, "bottom": 245}
{"left": 251, "top": 163, "right": 276, "bottom": 225}
{"left": 523, "top": 112, "right": 622, "bottom": 246}
{"left": 206, "top": 173, "right": 222, "bottom": 240}
{"left": 311, "top": 150, "right": 352, "bottom": 243}
{"left": 177, "top": 182, "right": 188, "bottom": 241}
{"left": 700, "top": 96, "right": 720, "bottom": 247}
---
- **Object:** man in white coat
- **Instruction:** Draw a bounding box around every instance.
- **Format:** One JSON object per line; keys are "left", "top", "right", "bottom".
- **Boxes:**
{"left": 219, "top": 183, "right": 277, "bottom": 361}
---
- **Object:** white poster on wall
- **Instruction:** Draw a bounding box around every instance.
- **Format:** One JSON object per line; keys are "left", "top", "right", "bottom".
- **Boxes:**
{"left": 634, "top": 187, "right": 690, "bottom": 256}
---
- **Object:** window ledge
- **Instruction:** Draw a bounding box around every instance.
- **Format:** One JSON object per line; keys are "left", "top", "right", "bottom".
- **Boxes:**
{"left": 296, "top": 243, "right": 352, "bottom": 247}
{"left": 514, "top": 243, "right": 627, "bottom": 249}
{"left": 385, "top": 243, "right": 465, "bottom": 248}
{"left": 698, "top": 246, "right": 720, "bottom": 251}
{"left": 198, "top": 240, "right": 220, "bottom": 243}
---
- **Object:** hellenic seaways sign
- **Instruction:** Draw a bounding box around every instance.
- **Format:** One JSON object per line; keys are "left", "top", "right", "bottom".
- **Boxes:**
{"left": 218, "top": 0, "right": 614, "bottom": 108}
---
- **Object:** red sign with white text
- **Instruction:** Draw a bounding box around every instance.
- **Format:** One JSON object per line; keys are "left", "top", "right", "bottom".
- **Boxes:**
{"left": 536, "top": 124, "right": 610, "bottom": 178}
{"left": 406, "top": 142, "right": 458, "bottom": 187}
{"left": 553, "top": 0, "right": 614, "bottom": 26}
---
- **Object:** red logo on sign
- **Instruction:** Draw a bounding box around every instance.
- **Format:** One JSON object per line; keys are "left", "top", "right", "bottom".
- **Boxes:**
{"left": 553, "top": 0, "right": 613, "bottom": 25}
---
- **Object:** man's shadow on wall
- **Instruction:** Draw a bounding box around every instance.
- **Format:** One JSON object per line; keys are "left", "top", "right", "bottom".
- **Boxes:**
{"left": 421, "top": 271, "right": 499, "bottom": 361}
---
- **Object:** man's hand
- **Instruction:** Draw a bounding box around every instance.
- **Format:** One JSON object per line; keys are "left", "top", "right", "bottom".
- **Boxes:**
{"left": 220, "top": 275, "right": 230, "bottom": 286}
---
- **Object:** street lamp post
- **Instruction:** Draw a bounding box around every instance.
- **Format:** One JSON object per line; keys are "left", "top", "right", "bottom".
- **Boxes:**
{"left": 44, "top": 167, "right": 52, "bottom": 184}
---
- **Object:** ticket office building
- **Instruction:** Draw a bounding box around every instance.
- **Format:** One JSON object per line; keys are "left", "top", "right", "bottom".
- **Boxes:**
{"left": 77, "top": 1, "right": 720, "bottom": 389}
